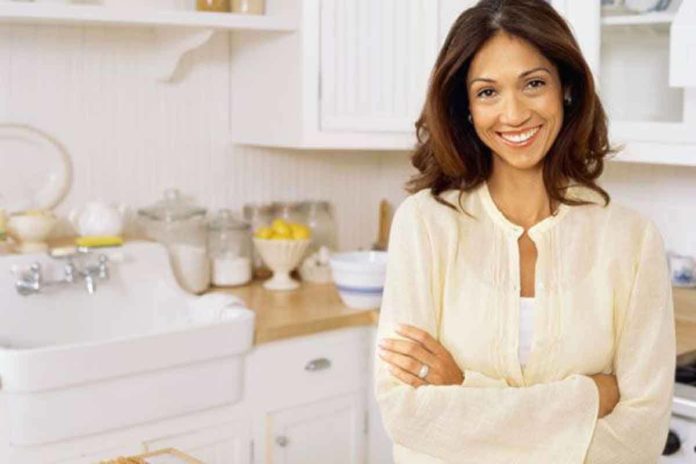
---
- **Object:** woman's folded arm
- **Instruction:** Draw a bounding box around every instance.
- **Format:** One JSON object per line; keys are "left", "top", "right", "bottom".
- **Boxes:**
{"left": 582, "top": 221, "right": 675, "bottom": 464}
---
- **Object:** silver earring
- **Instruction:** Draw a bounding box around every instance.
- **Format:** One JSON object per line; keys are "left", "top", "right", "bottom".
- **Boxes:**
{"left": 564, "top": 95, "right": 572, "bottom": 106}
{"left": 468, "top": 113, "right": 473, "bottom": 124}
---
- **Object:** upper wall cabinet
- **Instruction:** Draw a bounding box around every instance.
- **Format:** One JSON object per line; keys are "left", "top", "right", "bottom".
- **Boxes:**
{"left": 553, "top": 0, "right": 696, "bottom": 166}
{"left": 229, "top": 0, "right": 473, "bottom": 150}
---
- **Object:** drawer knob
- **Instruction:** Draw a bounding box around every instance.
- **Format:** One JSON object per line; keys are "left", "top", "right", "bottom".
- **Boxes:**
{"left": 305, "top": 357, "right": 332, "bottom": 372}
{"left": 276, "top": 435, "right": 289, "bottom": 447}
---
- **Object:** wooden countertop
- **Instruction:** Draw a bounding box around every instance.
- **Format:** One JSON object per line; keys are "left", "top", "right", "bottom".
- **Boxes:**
{"left": 222, "top": 280, "right": 379, "bottom": 345}
{"left": 674, "top": 287, "right": 696, "bottom": 358}
{"left": 219, "top": 283, "right": 696, "bottom": 351}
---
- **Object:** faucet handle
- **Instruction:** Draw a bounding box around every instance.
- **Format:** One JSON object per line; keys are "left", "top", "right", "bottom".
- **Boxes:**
{"left": 22, "top": 262, "right": 42, "bottom": 284}
{"left": 97, "top": 255, "right": 109, "bottom": 280}
{"left": 84, "top": 273, "right": 97, "bottom": 294}
{"left": 63, "top": 259, "right": 77, "bottom": 283}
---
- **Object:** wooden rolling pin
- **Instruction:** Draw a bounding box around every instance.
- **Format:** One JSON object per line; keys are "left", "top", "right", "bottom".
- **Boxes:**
{"left": 373, "top": 199, "right": 392, "bottom": 251}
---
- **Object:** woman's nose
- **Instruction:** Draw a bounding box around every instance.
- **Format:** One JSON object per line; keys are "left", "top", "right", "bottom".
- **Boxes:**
{"left": 500, "top": 94, "right": 532, "bottom": 127}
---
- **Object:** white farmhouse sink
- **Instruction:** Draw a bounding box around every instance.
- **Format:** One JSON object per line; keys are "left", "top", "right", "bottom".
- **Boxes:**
{"left": 0, "top": 241, "right": 255, "bottom": 446}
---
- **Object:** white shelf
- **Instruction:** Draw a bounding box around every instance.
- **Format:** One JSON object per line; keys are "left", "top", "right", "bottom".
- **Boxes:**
{"left": 601, "top": 11, "right": 676, "bottom": 27}
{"left": 611, "top": 141, "right": 696, "bottom": 167}
{"left": 0, "top": 3, "right": 297, "bottom": 31}
{"left": 0, "top": 2, "right": 297, "bottom": 82}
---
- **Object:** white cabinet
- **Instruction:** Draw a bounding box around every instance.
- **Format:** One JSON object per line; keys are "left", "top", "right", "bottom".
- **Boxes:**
{"left": 319, "top": 0, "right": 438, "bottom": 133}
{"left": 554, "top": 0, "right": 696, "bottom": 166}
{"left": 266, "top": 393, "right": 366, "bottom": 464}
{"left": 230, "top": 0, "right": 472, "bottom": 150}
{"left": 245, "top": 327, "right": 372, "bottom": 463}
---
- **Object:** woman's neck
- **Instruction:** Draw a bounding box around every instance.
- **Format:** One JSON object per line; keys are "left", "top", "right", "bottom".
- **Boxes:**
{"left": 487, "top": 167, "right": 555, "bottom": 231}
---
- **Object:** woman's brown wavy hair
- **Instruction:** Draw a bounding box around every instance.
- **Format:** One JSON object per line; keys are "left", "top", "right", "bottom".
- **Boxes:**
{"left": 407, "top": 0, "right": 616, "bottom": 211}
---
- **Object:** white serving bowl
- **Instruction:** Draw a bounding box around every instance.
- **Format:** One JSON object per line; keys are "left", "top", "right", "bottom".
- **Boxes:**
{"left": 329, "top": 251, "right": 388, "bottom": 309}
{"left": 253, "top": 238, "right": 310, "bottom": 290}
{"left": 7, "top": 213, "right": 57, "bottom": 253}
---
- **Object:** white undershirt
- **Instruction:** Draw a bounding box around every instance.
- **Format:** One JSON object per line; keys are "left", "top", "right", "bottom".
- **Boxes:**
{"left": 519, "top": 297, "right": 535, "bottom": 368}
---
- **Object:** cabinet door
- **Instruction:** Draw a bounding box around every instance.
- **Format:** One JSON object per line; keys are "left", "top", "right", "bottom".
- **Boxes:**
{"left": 143, "top": 421, "right": 250, "bottom": 464}
{"left": 319, "top": 0, "right": 439, "bottom": 133}
{"left": 268, "top": 392, "right": 366, "bottom": 464}
{"left": 549, "top": 0, "right": 601, "bottom": 83}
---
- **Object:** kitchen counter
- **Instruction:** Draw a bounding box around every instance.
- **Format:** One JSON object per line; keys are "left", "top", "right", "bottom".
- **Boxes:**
{"left": 223, "top": 280, "right": 379, "bottom": 345}
{"left": 675, "top": 287, "right": 696, "bottom": 358}
{"left": 221, "top": 282, "right": 696, "bottom": 350}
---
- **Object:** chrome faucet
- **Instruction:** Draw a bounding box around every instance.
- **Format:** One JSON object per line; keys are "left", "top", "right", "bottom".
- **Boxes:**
{"left": 14, "top": 253, "right": 111, "bottom": 296}
{"left": 15, "top": 263, "right": 42, "bottom": 296}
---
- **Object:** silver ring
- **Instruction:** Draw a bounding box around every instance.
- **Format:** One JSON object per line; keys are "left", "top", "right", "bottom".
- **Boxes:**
{"left": 417, "top": 363, "right": 429, "bottom": 380}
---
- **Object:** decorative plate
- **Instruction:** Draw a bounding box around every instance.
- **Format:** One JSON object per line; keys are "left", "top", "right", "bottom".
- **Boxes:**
{"left": 0, "top": 124, "right": 72, "bottom": 213}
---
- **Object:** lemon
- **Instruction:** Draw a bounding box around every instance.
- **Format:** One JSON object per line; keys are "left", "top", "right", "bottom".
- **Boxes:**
{"left": 290, "top": 223, "right": 311, "bottom": 240}
{"left": 271, "top": 229, "right": 293, "bottom": 240}
{"left": 270, "top": 219, "right": 293, "bottom": 240}
{"left": 254, "top": 226, "right": 273, "bottom": 239}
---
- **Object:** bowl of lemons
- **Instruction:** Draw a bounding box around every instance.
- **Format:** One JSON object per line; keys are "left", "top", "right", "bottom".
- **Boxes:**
{"left": 253, "top": 218, "right": 311, "bottom": 291}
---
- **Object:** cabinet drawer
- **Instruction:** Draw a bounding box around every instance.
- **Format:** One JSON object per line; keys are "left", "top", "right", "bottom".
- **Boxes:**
{"left": 247, "top": 327, "right": 370, "bottom": 408}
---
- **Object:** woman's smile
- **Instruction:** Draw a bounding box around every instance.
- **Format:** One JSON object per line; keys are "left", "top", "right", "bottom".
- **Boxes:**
{"left": 496, "top": 124, "right": 543, "bottom": 148}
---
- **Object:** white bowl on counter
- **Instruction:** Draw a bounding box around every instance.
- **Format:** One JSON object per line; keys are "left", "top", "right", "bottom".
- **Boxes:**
{"left": 253, "top": 238, "right": 310, "bottom": 290}
{"left": 329, "top": 251, "right": 388, "bottom": 309}
{"left": 7, "top": 212, "right": 57, "bottom": 253}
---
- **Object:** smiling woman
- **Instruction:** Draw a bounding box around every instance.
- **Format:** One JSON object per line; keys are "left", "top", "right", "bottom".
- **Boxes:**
{"left": 374, "top": 0, "right": 675, "bottom": 463}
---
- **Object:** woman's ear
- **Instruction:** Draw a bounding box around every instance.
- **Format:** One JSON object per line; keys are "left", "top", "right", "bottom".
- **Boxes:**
{"left": 563, "top": 87, "right": 573, "bottom": 105}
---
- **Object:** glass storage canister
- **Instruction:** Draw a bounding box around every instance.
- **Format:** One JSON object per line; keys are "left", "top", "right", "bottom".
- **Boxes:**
{"left": 197, "top": 0, "right": 230, "bottom": 12}
{"left": 273, "top": 201, "right": 307, "bottom": 225}
{"left": 208, "top": 209, "right": 252, "bottom": 287}
{"left": 231, "top": 0, "right": 264, "bottom": 14}
{"left": 243, "top": 202, "right": 275, "bottom": 278}
{"left": 303, "top": 200, "right": 337, "bottom": 255}
{"left": 137, "top": 189, "right": 210, "bottom": 294}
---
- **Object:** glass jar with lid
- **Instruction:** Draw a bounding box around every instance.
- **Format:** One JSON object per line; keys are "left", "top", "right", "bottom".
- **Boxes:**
{"left": 231, "top": 0, "right": 264, "bottom": 14}
{"left": 243, "top": 202, "right": 275, "bottom": 278}
{"left": 137, "top": 189, "right": 210, "bottom": 294}
{"left": 273, "top": 201, "right": 307, "bottom": 225}
{"left": 303, "top": 200, "right": 337, "bottom": 255}
{"left": 137, "top": 189, "right": 207, "bottom": 247}
{"left": 197, "top": 0, "right": 230, "bottom": 12}
{"left": 208, "top": 209, "right": 252, "bottom": 287}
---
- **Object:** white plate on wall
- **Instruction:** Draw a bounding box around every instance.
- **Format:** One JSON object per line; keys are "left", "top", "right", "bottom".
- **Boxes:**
{"left": 0, "top": 124, "right": 72, "bottom": 213}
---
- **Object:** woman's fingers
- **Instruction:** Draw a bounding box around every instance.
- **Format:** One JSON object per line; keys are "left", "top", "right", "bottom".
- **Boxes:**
{"left": 379, "top": 347, "right": 430, "bottom": 380}
{"left": 380, "top": 324, "right": 464, "bottom": 386}
{"left": 379, "top": 338, "right": 439, "bottom": 367}
{"left": 382, "top": 356, "right": 427, "bottom": 387}
{"left": 396, "top": 324, "right": 447, "bottom": 357}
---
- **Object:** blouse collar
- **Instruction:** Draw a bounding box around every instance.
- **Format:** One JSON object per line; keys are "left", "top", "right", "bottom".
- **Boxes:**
{"left": 477, "top": 180, "right": 582, "bottom": 240}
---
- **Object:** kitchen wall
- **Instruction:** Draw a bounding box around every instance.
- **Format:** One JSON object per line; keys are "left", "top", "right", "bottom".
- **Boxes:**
{"left": 1, "top": 23, "right": 695, "bottom": 256}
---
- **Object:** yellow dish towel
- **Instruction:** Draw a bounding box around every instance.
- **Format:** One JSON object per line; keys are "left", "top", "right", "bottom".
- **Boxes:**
{"left": 75, "top": 235, "right": 123, "bottom": 248}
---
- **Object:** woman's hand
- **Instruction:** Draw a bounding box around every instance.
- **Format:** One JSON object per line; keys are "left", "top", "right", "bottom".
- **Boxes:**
{"left": 590, "top": 373, "right": 620, "bottom": 418}
{"left": 378, "top": 324, "right": 464, "bottom": 387}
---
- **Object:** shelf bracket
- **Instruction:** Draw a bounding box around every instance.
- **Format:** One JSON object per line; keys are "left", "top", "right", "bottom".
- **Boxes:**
{"left": 152, "top": 28, "right": 215, "bottom": 83}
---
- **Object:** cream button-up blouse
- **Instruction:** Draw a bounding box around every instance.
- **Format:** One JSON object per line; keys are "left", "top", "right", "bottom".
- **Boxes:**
{"left": 374, "top": 181, "right": 676, "bottom": 464}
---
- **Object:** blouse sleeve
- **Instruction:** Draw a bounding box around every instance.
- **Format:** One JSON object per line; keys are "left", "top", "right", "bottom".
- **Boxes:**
{"left": 374, "top": 195, "right": 600, "bottom": 463}
{"left": 582, "top": 221, "right": 675, "bottom": 464}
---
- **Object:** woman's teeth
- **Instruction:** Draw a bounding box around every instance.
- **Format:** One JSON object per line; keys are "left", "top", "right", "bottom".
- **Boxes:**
{"left": 498, "top": 126, "right": 541, "bottom": 144}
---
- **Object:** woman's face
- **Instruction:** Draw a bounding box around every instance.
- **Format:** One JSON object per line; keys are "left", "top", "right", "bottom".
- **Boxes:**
{"left": 466, "top": 32, "right": 565, "bottom": 173}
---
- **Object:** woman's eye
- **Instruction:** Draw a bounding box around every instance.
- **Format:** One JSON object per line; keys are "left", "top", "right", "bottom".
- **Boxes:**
{"left": 476, "top": 89, "right": 496, "bottom": 99}
{"left": 527, "top": 79, "right": 546, "bottom": 89}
